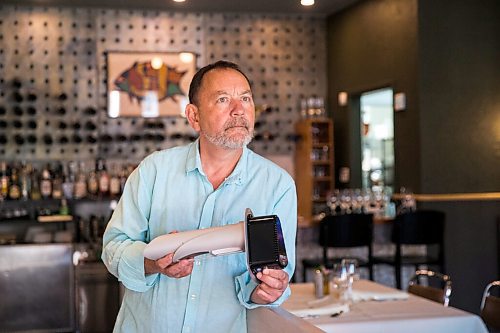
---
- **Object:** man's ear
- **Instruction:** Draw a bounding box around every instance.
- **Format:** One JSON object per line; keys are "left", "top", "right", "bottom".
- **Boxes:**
{"left": 185, "top": 103, "right": 200, "bottom": 132}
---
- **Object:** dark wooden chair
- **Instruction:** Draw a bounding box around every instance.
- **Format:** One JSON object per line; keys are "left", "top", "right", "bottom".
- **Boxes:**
{"left": 407, "top": 269, "right": 452, "bottom": 306}
{"left": 373, "top": 210, "right": 445, "bottom": 289}
{"left": 302, "top": 213, "right": 374, "bottom": 282}
{"left": 481, "top": 281, "right": 500, "bottom": 332}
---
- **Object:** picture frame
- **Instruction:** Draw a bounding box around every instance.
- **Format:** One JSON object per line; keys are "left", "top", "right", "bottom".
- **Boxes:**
{"left": 106, "top": 51, "right": 197, "bottom": 118}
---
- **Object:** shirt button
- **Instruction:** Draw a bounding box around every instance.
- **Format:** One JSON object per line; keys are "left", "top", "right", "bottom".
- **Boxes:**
{"left": 195, "top": 260, "right": 201, "bottom": 266}
{"left": 190, "top": 294, "right": 197, "bottom": 300}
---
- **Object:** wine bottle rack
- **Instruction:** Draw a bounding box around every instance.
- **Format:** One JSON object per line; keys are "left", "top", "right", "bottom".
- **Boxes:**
{"left": 0, "top": 5, "right": 327, "bottom": 162}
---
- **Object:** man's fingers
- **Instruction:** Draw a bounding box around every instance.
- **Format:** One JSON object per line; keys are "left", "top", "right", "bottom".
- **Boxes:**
{"left": 157, "top": 253, "right": 174, "bottom": 269}
{"left": 258, "top": 269, "right": 288, "bottom": 290}
{"left": 262, "top": 268, "right": 288, "bottom": 280}
{"left": 164, "top": 258, "right": 194, "bottom": 278}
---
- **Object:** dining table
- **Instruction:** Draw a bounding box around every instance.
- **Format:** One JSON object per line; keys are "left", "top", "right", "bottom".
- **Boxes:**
{"left": 281, "top": 280, "right": 489, "bottom": 333}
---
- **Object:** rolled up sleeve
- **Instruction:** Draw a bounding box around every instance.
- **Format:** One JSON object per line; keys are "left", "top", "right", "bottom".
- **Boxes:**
{"left": 101, "top": 162, "right": 158, "bottom": 292}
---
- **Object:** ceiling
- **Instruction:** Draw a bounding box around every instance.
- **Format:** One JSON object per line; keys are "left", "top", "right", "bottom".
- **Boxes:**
{"left": 5, "top": 0, "right": 359, "bottom": 16}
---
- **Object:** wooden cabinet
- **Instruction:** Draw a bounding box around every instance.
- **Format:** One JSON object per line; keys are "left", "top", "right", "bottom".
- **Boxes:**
{"left": 294, "top": 118, "right": 334, "bottom": 224}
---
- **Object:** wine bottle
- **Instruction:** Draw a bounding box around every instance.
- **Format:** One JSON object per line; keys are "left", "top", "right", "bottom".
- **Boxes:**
{"left": 12, "top": 78, "right": 22, "bottom": 89}
{"left": 14, "top": 134, "right": 25, "bottom": 145}
{"left": 58, "top": 92, "right": 68, "bottom": 101}
{"left": 13, "top": 106, "right": 23, "bottom": 116}
{"left": 26, "top": 134, "right": 37, "bottom": 144}
{"left": 13, "top": 120, "right": 23, "bottom": 129}
{"left": 12, "top": 92, "right": 23, "bottom": 103}
{"left": 72, "top": 134, "right": 83, "bottom": 144}
{"left": 43, "top": 134, "right": 53, "bottom": 145}
{"left": 27, "top": 106, "right": 37, "bottom": 115}
{"left": 27, "top": 120, "right": 37, "bottom": 129}
{"left": 84, "top": 121, "right": 96, "bottom": 131}
{"left": 27, "top": 92, "right": 37, "bottom": 102}
{"left": 84, "top": 107, "right": 97, "bottom": 115}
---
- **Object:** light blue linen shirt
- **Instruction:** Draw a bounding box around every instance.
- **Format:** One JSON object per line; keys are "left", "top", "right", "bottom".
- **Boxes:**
{"left": 102, "top": 140, "right": 297, "bottom": 333}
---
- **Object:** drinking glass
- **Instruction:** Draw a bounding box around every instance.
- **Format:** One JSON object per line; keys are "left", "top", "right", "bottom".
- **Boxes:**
{"left": 331, "top": 263, "right": 349, "bottom": 302}
{"left": 341, "top": 258, "right": 359, "bottom": 302}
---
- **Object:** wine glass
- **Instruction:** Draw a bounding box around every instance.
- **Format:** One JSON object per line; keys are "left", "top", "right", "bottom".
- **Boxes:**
{"left": 328, "top": 189, "right": 340, "bottom": 215}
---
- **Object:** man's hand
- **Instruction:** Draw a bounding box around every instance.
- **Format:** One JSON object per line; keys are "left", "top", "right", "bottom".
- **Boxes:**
{"left": 144, "top": 253, "right": 194, "bottom": 278}
{"left": 250, "top": 268, "right": 289, "bottom": 304}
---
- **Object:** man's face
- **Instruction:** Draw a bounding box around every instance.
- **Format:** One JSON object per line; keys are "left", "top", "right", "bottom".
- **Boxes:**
{"left": 188, "top": 68, "right": 255, "bottom": 149}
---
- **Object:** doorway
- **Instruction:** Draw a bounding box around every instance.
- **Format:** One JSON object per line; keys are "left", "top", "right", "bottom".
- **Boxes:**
{"left": 360, "top": 88, "right": 394, "bottom": 192}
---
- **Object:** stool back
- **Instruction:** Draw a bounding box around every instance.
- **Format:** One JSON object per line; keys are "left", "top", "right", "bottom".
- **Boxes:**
{"left": 481, "top": 281, "right": 500, "bottom": 331}
{"left": 408, "top": 269, "right": 452, "bottom": 306}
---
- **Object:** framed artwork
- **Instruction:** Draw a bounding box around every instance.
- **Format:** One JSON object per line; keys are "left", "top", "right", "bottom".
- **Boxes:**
{"left": 107, "top": 51, "right": 196, "bottom": 117}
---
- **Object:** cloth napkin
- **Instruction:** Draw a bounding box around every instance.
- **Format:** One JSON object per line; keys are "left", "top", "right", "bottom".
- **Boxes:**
{"left": 287, "top": 296, "right": 350, "bottom": 318}
{"left": 351, "top": 289, "right": 409, "bottom": 302}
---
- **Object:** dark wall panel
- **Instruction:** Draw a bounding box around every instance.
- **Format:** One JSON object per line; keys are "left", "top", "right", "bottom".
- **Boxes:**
{"left": 327, "top": 0, "right": 420, "bottom": 190}
{"left": 418, "top": 0, "right": 500, "bottom": 193}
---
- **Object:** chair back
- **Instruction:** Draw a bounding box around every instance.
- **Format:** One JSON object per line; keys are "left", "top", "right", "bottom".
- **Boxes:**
{"left": 319, "top": 214, "right": 373, "bottom": 248}
{"left": 408, "top": 269, "right": 452, "bottom": 306}
{"left": 392, "top": 210, "right": 445, "bottom": 245}
{"left": 481, "top": 281, "right": 500, "bottom": 331}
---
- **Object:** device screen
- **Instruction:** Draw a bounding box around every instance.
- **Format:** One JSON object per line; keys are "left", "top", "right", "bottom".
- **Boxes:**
{"left": 247, "top": 217, "right": 279, "bottom": 264}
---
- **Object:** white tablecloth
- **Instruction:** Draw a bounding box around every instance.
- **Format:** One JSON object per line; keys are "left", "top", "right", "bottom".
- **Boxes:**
{"left": 282, "top": 280, "right": 488, "bottom": 333}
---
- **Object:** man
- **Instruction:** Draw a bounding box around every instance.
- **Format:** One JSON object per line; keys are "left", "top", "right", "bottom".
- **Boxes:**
{"left": 102, "top": 60, "right": 297, "bottom": 333}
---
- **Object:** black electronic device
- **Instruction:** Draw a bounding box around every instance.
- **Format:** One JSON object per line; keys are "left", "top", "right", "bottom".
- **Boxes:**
{"left": 244, "top": 208, "right": 288, "bottom": 280}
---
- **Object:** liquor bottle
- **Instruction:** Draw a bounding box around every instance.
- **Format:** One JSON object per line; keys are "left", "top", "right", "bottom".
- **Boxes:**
{"left": 109, "top": 163, "right": 121, "bottom": 199}
{"left": 20, "top": 162, "right": 32, "bottom": 200}
{"left": 40, "top": 164, "right": 53, "bottom": 199}
{"left": 74, "top": 162, "right": 88, "bottom": 199}
{"left": 30, "top": 168, "right": 42, "bottom": 200}
{"left": 51, "top": 163, "right": 63, "bottom": 200}
{"left": 8, "top": 165, "right": 21, "bottom": 200}
{"left": 59, "top": 198, "right": 69, "bottom": 215}
{"left": 0, "top": 162, "right": 9, "bottom": 199}
{"left": 62, "top": 162, "right": 75, "bottom": 200}
{"left": 87, "top": 164, "right": 99, "bottom": 198}
{"left": 96, "top": 159, "right": 110, "bottom": 197}
{"left": 119, "top": 165, "right": 129, "bottom": 193}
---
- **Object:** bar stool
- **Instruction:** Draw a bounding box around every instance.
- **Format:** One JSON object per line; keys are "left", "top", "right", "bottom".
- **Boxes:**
{"left": 373, "top": 210, "right": 445, "bottom": 289}
{"left": 302, "top": 213, "right": 374, "bottom": 282}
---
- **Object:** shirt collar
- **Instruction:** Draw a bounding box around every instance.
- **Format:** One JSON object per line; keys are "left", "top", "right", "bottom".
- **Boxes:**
{"left": 185, "top": 139, "right": 248, "bottom": 186}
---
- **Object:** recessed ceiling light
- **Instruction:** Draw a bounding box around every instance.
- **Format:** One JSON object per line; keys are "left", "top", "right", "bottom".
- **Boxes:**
{"left": 301, "top": 0, "right": 314, "bottom": 6}
{"left": 173, "top": 0, "right": 185, "bottom": 3}
{"left": 151, "top": 57, "right": 163, "bottom": 70}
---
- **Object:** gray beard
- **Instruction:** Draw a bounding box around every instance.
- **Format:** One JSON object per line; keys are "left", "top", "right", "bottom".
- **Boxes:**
{"left": 201, "top": 128, "right": 254, "bottom": 149}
